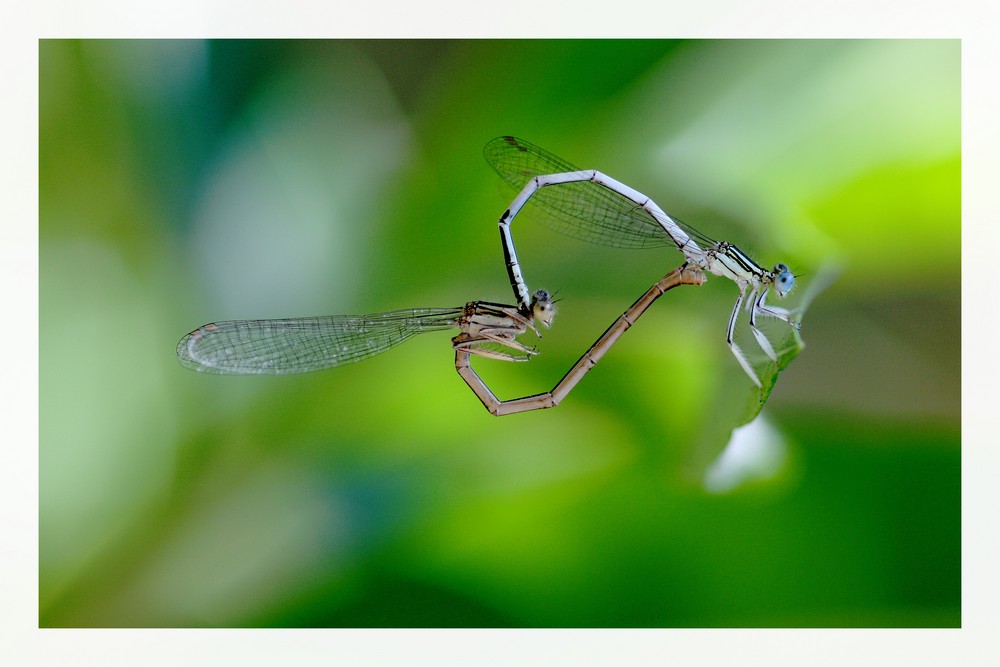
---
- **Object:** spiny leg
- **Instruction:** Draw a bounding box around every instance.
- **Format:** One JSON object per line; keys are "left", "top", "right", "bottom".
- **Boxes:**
{"left": 466, "top": 302, "right": 541, "bottom": 337}
{"left": 748, "top": 287, "right": 778, "bottom": 363}
{"left": 453, "top": 299, "right": 548, "bottom": 361}
{"left": 726, "top": 285, "right": 763, "bottom": 388}
{"left": 453, "top": 334, "right": 536, "bottom": 361}
{"left": 747, "top": 284, "right": 799, "bottom": 328}
{"left": 758, "top": 303, "right": 800, "bottom": 330}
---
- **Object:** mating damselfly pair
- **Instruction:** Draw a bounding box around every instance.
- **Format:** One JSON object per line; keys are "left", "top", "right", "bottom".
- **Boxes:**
{"left": 177, "top": 136, "right": 805, "bottom": 414}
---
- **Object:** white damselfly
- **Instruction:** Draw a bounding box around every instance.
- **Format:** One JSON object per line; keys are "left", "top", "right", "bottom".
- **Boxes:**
{"left": 485, "top": 135, "right": 802, "bottom": 388}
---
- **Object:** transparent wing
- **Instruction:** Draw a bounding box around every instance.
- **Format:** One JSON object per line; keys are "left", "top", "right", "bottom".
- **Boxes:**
{"left": 484, "top": 135, "right": 717, "bottom": 250}
{"left": 176, "top": 307, "right": 465, "bottom": 375}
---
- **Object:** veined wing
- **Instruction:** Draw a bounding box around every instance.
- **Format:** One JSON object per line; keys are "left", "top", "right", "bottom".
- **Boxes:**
{"left": 484, "top": 135, "right": 716, "bottom": 250}
{"left": 177, "top": 307, "right": 465, "bottom": 375}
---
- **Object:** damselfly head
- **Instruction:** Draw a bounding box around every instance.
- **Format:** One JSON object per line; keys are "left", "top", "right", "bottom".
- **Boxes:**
{"left": 531, "top": 289, "right": 557, "bottom": 328}
{"left": 772, "top": 263, "right": 795, "bottom": 297}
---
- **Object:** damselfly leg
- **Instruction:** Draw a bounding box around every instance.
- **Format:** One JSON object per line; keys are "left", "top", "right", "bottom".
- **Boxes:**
{"left": 451, "top": 291, "right": 556, "bottom": 362}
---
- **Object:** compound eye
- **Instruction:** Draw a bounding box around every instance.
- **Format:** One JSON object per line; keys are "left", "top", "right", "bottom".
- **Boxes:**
{"left": 774, "top": 267, "right": 795, "bottom": 296}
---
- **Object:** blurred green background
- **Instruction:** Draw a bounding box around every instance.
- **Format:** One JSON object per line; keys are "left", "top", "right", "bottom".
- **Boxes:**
{"left": 39, "top": 39, "right": 959, "bottom": 627}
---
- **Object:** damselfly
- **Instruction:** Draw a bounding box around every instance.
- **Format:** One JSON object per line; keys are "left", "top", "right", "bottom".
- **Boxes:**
{"left": 176, "top": 266, "right": 705, "bottom": 416}
{"left": 485, "top": 135, "right": 801, "bottom": 388}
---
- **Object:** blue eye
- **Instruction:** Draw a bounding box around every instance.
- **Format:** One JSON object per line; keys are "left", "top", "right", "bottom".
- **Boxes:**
{"left": 773, "top": 264, "right": 794, "bottom": 296}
